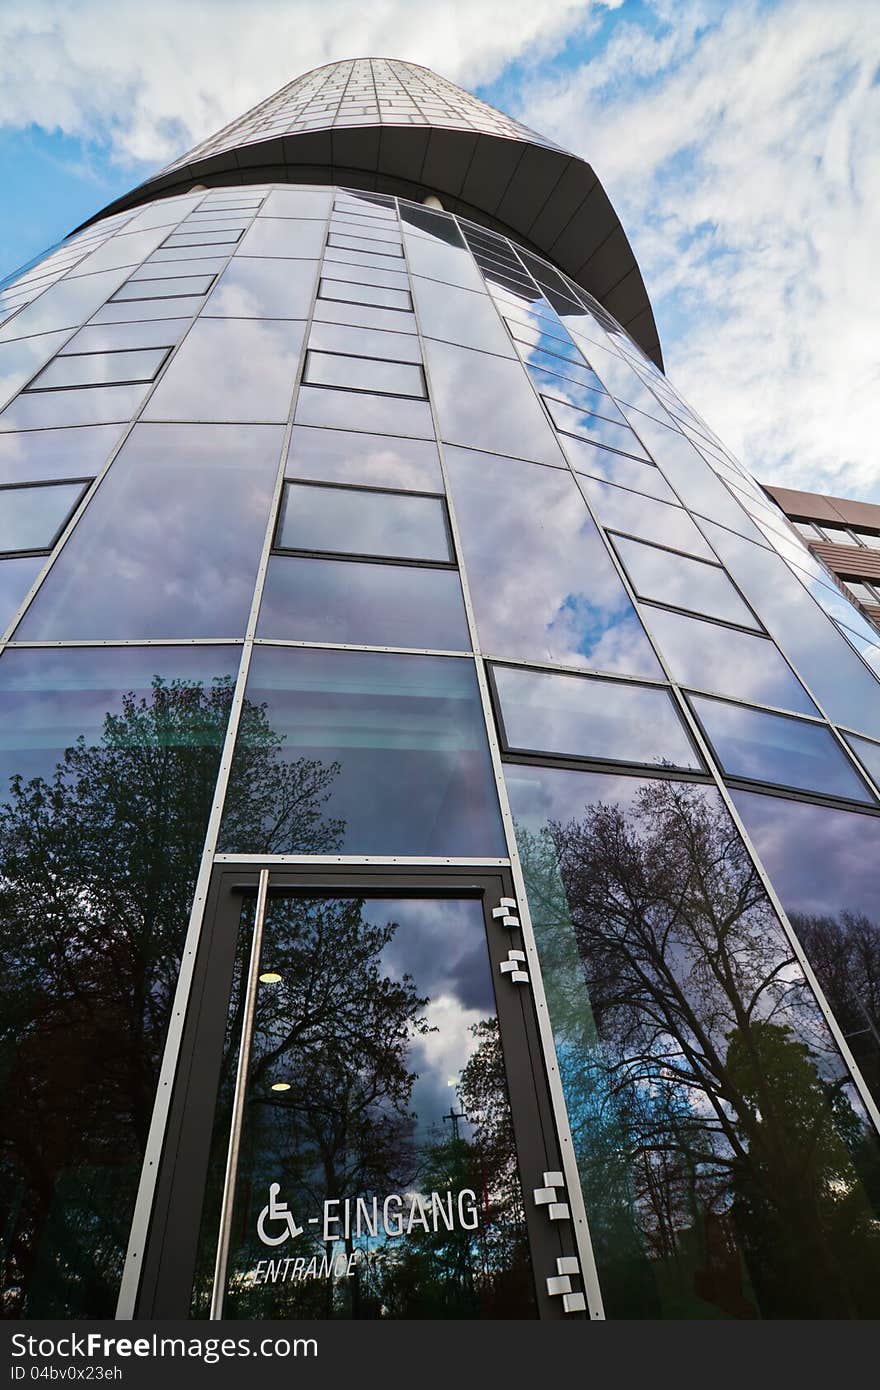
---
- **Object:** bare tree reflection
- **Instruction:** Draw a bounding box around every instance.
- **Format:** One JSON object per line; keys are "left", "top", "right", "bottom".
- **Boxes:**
{"left": 517, "top": 779, "right": 880, "bottom": 1318}
{"left": 792, "top": 912, "right": 880, "bottom": 1109}
{"left": 0, "top": 677, "right": 342, "bottom": 1318}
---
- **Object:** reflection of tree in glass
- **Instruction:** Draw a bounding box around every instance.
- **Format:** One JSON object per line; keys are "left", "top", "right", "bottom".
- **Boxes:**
{"left": 0, "top": 677, "right": 342, "bottom": 1318}
{"left": 218, "top": 908, "right": 535, "bottom": 1320}
{"left": 790, "top": 912, "right": 880, "bottom": 1109}
{"left": 517, "top": 779, "right": 880, "bottom": 1319}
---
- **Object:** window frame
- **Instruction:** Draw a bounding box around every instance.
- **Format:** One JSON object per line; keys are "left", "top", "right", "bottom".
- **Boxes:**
{"left": 273, "top": 477, "right": 457, "bottom": 568}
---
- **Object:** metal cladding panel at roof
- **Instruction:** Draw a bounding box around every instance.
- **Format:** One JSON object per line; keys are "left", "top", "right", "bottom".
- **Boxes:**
{"left": 75, "top": 57, "right": 663, "bottom": 369}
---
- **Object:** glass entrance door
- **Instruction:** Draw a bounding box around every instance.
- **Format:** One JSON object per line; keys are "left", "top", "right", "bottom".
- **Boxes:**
{"left": 135, "top": 868, "right": 584, "bottom": 1320}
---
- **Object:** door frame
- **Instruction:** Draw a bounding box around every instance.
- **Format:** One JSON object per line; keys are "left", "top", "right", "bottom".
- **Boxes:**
{"left": 133, "top": 861, "right": 587, "bottom": 1320}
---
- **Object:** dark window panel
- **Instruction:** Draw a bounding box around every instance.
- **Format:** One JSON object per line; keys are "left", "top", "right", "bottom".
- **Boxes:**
{"left": 493, "top": 663, "right": 701, "bottom": 770}
{"left": 15, "top": 423, "right": 282, "bottom": 640}
{"left": 691, "top": 695, "right": 875, "bottom": 802}
{"left": 302, "top": 350, "right": 424, "bottom": 398}
{"left": 143, "top": 319, "right": 304, "bottom": 423}
{"left": 217, "top": 648, "right": 505, "bottom": 857}
{"left": 579, "top": 475, "right": 715, "bottom": 561}
{"left": 507, "top": 763, "right": 880, "bottom": 1319}
{"left": 257, "top": 555, "right": 470, "bottom": 649}
{"left": 446, "top": 446, "right": 662, "bottom": 677}
{"left": 285, "top": 425, "right": 442, "bottom": 492}
{"left": 278, "top": 481, "right": 450, "bottom": 562}
{"left": 644, "top": 606, "right": 819, "bottom": 715}
{"left": 28, "top": 348, "right": 168, "bottom": 391}
{"left": 613, "top": 535, "right": 761, "bottom": 630}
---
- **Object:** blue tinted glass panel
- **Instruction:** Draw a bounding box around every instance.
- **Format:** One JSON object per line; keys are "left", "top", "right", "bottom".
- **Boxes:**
{"left": 257, "top": 556, "right": 469, "bottom": 649}
{"left": 614, "top": 536, "right": 760, "bottom": 630}
{"left": 217, "top": 648, "right": 505, "bottom": 856}
{"left": 0, "top": 481, "right": 86, "bottom": 552}
{"left": 691, "top": 696, "right": 875, "bottom": 802}
{"left": 143, "top": 319, "right": 304, "bottom": 423}
{"left": 493, "top": 664, "right": 701, "bottom": 769}
{"left": 507, "top": 763, "right": 880, "bottom": 1318}
{"left": 278, "top": 482, "right": 449, "bottom": 561}
{"left": 0, "top": 425, "right": 122, "bottom": 485}
{"left": 579, "top": 476, "right": 714, "bottom": 560}
{"left": 285, "top": 426, "right": 442, "bottom": 491}
{"left": 644, "top": 607, "right": 818, "bottom": 714}
{"left": 543, "top": 395, "right": 650, "bottom": 458}
{"left": 731, "top": 789, "right": 880, "bottom": 1108}
{"left": 16, "top": 424, "right": 281, "bottom": 639}
{"left": 559, "top": 433, "right": 677, "bottom": 501}
{"left": 423, "top": 340, "right": 563, "bottom": 466}
{"left": 0, "top": 643, "right": 240, "bottom": 1316}
{"left": 844, "top": 732, "right": 880, "bottom": 786}
{"left": 446, "top": 447, "right": 662, "bottom": 678}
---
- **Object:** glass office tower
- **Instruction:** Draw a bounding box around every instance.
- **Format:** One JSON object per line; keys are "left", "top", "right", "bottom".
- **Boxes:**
{"left": 1, "top": 58, "right": 879, "bottom": 1323}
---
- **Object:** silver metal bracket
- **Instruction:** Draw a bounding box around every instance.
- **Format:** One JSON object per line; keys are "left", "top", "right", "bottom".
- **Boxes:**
{"left": 498, "top": 949, "right": 529, "bottom": 984}
{"left": 546, "top": 1256, "right": 587, "bottom": 1314}
{"left": 532, "top": 1169, "right": 570, "bottom": 1220}
{"left": 491, "top": 897, "right": 520, "bottom": 929}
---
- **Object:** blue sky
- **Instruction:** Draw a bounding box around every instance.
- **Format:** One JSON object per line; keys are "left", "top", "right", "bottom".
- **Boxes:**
{"left": 1, "top": 0, "right": 878, "bottom": 499}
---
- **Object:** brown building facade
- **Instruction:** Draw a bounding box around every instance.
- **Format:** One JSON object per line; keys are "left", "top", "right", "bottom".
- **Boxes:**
{"left": 764, "top": 483, "right": 880, "bottom": 631}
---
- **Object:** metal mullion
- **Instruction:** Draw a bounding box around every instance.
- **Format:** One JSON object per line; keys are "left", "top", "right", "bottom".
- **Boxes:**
{"left": 254, "top": 638, "right": 471, "bottom": 657}
{"left": 213, "top": 853, "right": 511, "bottom": 867}
{"left": 7, "top": 637, "right": 243, "bottom": 648}
{"left": 115, "top": 198, "right": 331, "bottom": 1319}
{"left": 208, "top": 867, "right": 269, "bottom": 1319}
{"left": 0, "top": 209, "right": 261, "bottom": 652}
{"left": 479, "top": 252, "right": 880, "bottom": 1143}
{"left": 402, "top": 218, "right": 606, "bottom": 1320}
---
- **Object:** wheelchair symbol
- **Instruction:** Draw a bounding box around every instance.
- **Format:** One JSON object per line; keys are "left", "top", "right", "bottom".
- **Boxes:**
{"left": 257, "top": 1183, "right": 304, "bottom": 1246}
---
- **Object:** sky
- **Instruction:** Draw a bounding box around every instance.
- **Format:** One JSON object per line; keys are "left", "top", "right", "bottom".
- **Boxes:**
{"left": 0, "top": 0, "right": 878, "bottom": 500}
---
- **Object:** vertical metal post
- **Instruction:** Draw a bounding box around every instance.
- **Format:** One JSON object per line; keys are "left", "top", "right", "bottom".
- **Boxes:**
{"left": 209, "top": 868, "right": 270, "bottom": 1319}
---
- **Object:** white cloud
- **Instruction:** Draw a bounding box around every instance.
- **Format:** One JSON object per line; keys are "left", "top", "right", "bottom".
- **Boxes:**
{"left": 0, "top": 0, "right": 608, "bottom": 163}
{"left": 515, "top": 0, "right": 880, "bottom": 500}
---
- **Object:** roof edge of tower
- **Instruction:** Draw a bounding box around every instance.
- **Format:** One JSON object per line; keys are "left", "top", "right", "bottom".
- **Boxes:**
{"left": 73, "top": 124, "right": 663, "bottom": 369}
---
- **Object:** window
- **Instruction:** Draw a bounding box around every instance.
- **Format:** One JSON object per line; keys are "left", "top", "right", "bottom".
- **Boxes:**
{"left": 818, "top": 523, "right": 859, "bottom": 546}
{"left": 161, "top": 230, "right": 242, "bottom": 248}
{"left": 690, "top": 695, "right": 876, "bottom": 803}
{"left": 317, "top": 278, "right": 411, "bottom": 311}
{"left": 257, "top": 555, "right": 469, "bottom": 649}
{"left": 302, "top": 350, "right": 425, "bottom": 398}
{"left": 26, "top": 348, "right": 170, "bottom": 391}
{"left": 492, "top": 663, "right": 702, "bottom": 771}
{"left": 854, "top": 529, "right": 880, "bottom": 551}
{"left": 844, "top": 580, "right": 880, "bottom": 606}
{"left": 0, "top": 479, "right": 89, "bottom": 554}
{"left": 276, "top": 482, "right": 452, "bottom": 563}
{"left": 613, "top": 535, "right": 761, "bottom": 630}
{"left": 543, "top": 394, "right": 650, "bottom": 459}
{"left": 327, "top": 233, "right": 403, "bottom": 259}
{"left": 111, "top": 275, "right": 215, "bottom": 302}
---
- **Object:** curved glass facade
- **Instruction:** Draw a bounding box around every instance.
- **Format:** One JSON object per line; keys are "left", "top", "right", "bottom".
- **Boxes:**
{"left": 1, "top": 63, "right": 879, "bottom": 1323}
